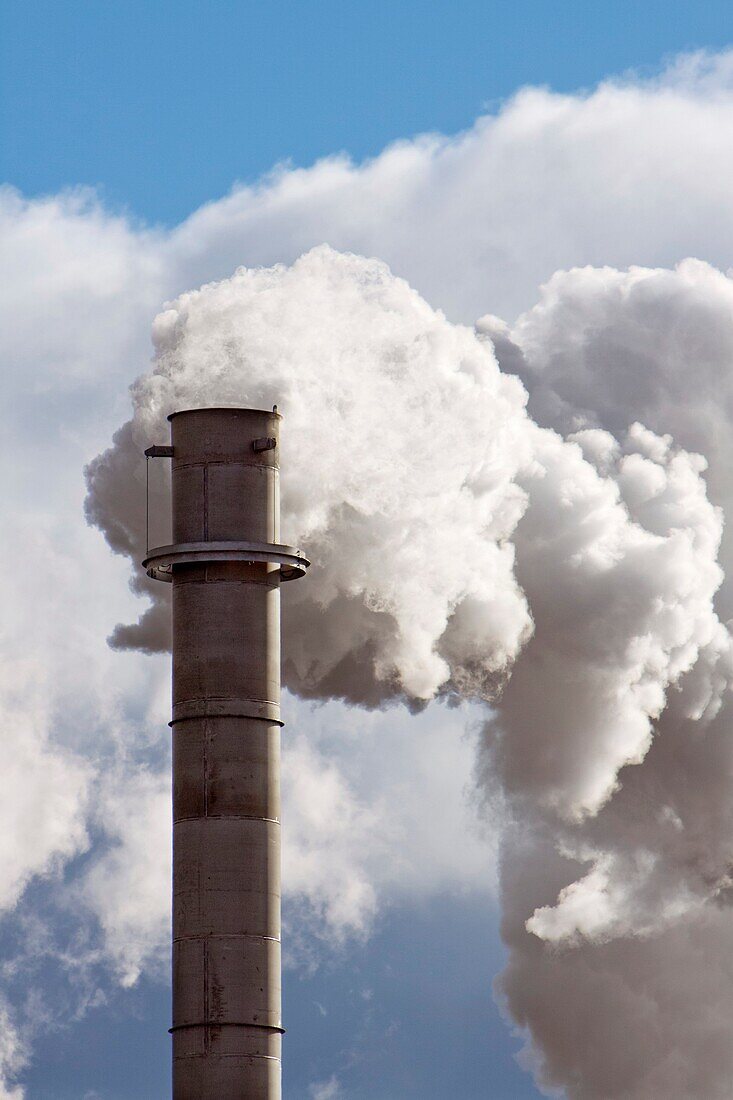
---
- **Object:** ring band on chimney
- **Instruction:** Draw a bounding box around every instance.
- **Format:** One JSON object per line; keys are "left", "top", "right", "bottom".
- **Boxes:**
{"left": 143, "top": 539, "right": 309, "bottom": 582}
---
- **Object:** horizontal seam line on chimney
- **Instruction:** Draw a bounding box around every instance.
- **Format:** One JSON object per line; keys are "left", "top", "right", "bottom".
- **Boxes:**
{"left": 173, "top": 1054, "right": 282, "bottom": 1063}
{"left": 170, "top": 717, "right": 283, "bottom": 726}
{"left": 172, "top": 460, "right": 279, "bottom": 471}
{"left": 173, "top": 815, "right": 281, "bottom": 824}
{"left": 172, "top": 576, "right": 280, "bottom": 585}
{"left": 175, "top": 697, "right": 280, "bottom": 705}
{"left": 170, "top": 1022, "right": 285, "bottom": 1035}
{"left": 173, "top": 934, "right": 280, "bottom": 943}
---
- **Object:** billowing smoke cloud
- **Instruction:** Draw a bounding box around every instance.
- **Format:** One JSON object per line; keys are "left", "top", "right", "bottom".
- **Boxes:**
{"left": 87, "top": 246, "right": 535, "bottom": 703}
{"left": 482, "top": 260, "right": 733, "bottom": 1097}
{"left": 87, "top": 246, "right": 733, "bottom": 1098}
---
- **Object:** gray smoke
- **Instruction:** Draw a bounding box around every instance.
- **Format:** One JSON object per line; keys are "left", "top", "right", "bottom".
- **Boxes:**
{"left": 481, "top": 259, "right": 733, "bottom": 1097}
{"left": 87, "top": 247, "right": 733, "bottom": 1098}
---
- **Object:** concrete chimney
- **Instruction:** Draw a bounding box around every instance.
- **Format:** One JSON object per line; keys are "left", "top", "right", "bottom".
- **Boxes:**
{"left": 143, "top": 407, "right": 309, "bottom": 1100}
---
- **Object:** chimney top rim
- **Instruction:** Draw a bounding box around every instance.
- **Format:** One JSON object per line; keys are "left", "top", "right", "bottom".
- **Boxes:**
{"left": 167, "top": 406, "right": 282, "bottom": 421}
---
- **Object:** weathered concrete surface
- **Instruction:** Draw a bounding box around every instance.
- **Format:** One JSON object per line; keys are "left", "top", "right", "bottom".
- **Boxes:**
{"left": 168, "top": 407, "right": 284, "bottom": 1100}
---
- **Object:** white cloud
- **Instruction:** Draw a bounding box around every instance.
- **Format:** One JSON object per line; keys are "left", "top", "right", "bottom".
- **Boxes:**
{"left": 0, "top": 999, "right": 26, "bottom": 1099}
{"left": 163, "top": 49, "right": 733, "bottom": 323}
{"left": 282, "top": 733, "right": 382, "bottom": 946}
{"left": 282, "top": 694, "right": 495, "bottom": 956}
{"left": 0, "top": 659, "right": 90, "bottom": 912}
{"left": 79, "top": 765, "right": 172, "bottom": 988}
{"left": 309, "top": 1075, "right": 342, "bottom": 1100}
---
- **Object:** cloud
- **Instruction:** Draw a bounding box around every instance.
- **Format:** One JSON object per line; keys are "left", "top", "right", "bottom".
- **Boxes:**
{"left": 281, "top": 693, "right": 494, "bottom": 963}
{"left": 89, "top": 246, "right": 728, "bottom": 804}
{"left": 486, "top": 258, "right": 733, "bottom": 615}
{"left": 79, "top": 765, "right": 172, "bottom": 988}
{"left": 164, "top": 49, "right": 733, "bottom": 323}
{"left": 0, "top": 659, "right": 90, "bottom": 913}
{"left": 87, "top": 246, "right": 534, "bottom": 702}
{"left": 0, "top": 999, "right": 26, "bottom": 1099}
{"left": 282, "top": 733, "right": 382, "bottom": 947}
{"left": 485, "top": 260, "right": 733, "bottom": 1096}
{"left": 309, "top": 1075, "right": 342, "bottom": 1100}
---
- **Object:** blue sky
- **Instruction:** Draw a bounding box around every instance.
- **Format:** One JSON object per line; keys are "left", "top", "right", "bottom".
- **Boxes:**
{"left": 3, "top": 1, "right": 733, "bottom": 225}
{"left": 5, "top": 5, "right": 733, "bottom": 1100}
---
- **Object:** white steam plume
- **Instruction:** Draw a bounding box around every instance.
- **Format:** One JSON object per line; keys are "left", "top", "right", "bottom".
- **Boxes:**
{"left": 86, "top": 246, "right": 733, "bottom": 1098}
{"left": 86, "top": 245, "right": 535, "bottom": 703}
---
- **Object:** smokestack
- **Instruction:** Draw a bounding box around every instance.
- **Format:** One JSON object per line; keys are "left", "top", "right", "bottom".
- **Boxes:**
{"left": 143, "top": 407, "right": 309, "bottom": 1100}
